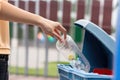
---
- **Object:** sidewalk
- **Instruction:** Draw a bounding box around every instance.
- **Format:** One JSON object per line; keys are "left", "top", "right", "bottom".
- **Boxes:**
{"left": 10, "top": 75, "right": 59, "bottom": 80}
{"left": 9, "top": 46, "right": 67, "bottom": 68}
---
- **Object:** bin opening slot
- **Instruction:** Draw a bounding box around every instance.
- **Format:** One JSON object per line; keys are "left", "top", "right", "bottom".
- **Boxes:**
{"left": 82, "top": 30, "right": 113, "bottom": 72}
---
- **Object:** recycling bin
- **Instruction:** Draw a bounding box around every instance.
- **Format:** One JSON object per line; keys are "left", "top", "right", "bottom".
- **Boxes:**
{"left": 57, "top": 19, "right": 115, "bottom": 80}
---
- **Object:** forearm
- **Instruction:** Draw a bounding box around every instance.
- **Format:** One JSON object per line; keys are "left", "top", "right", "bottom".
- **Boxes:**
{"left": 0, "top": 0, "right": 43, "bottom": 26}
{"left": 0, "top": 0, "right": 67, "bottom": 41}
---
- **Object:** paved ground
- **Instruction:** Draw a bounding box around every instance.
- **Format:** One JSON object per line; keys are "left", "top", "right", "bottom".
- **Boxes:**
{"left": 9, "top": 46, "right": 67, "bottom": 68}
{"left": 10, "top": 75, "right": 59, "bottom": 80}
{"left": 9, "top": 46, "right": 64, "bottom": 80}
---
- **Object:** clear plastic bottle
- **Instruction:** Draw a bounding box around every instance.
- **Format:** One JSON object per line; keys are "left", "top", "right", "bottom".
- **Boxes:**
{"left": 56, "top": 35, "right": 90, "bottom": 72}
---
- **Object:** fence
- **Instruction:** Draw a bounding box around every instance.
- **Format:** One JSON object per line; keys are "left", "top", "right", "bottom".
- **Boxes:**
{"left": 8, "top": 0, "right": 115, "bottom": 77}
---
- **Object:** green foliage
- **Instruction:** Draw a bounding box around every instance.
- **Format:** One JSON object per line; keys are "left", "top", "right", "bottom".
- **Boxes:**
{"left": 28, "top": 25, "right": 34, "bottom": 40}
{"left": 74, "top": 26, "right": 83, "bottom": 43}
{"left": 9, "top": 22, "right": 13, "bottom": 39}
{"left": 18, "top": 23, "right": 23, "bottom": 39}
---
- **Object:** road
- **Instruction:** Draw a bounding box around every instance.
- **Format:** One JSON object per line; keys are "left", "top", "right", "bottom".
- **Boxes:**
{"left": 9, "top": 46, "right": 68, "bottom": 68}
{"left": 10, "top": 75, "right": 59, "bottom": 80}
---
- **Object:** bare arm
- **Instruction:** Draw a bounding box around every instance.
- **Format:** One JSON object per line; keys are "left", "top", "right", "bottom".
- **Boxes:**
{"left": 0, "top": 0, "right": 66, "bottom": 41}
{"left": 0, "top": 0, "right": 41, "bottom": 25}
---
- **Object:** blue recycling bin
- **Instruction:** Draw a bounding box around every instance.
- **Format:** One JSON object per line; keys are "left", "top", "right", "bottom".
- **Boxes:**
{"left": 57, "top": 19, "right": 115, "bottom": 80}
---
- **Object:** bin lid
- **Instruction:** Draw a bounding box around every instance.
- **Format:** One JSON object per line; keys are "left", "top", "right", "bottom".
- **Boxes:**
{"left": 74, "top": 19, "right": 115, "bottom": 72}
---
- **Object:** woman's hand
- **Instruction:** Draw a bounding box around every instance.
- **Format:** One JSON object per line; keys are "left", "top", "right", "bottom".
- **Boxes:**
{"left": 0, "top": 0, "right": 66, "bottom": 42}
{"left": 38, "top": 18, "right": 67, "bottom": 42}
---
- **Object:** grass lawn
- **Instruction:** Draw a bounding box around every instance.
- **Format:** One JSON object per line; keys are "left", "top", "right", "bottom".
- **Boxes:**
{"left": 9, "top": 62, "right": 69, "bottom": 77}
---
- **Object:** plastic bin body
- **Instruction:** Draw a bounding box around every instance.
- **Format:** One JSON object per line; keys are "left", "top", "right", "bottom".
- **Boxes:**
{"left": 74, "top": 19, "right": 115, "bottom": 72}
{"left": 57, "top": 19, "right": 115, "bottom": 80}
{"left": 58, "top": 64, "right": 112, "bottom": 80}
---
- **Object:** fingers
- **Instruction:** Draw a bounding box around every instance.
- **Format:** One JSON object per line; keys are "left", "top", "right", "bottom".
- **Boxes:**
{"left": 41, "top": 21, "right": 67, "bottom": 42}
{"left": 46, "top": 29, "right": 62, "bottom": 42}
{"left": 52, "top": 32, "right": 63, "bottom": 42}
{"left": 56, "top": 24, "right": 67, "bottom": 40}
{"left": 54, "top": 29, "right": 60, "bottom": 36}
